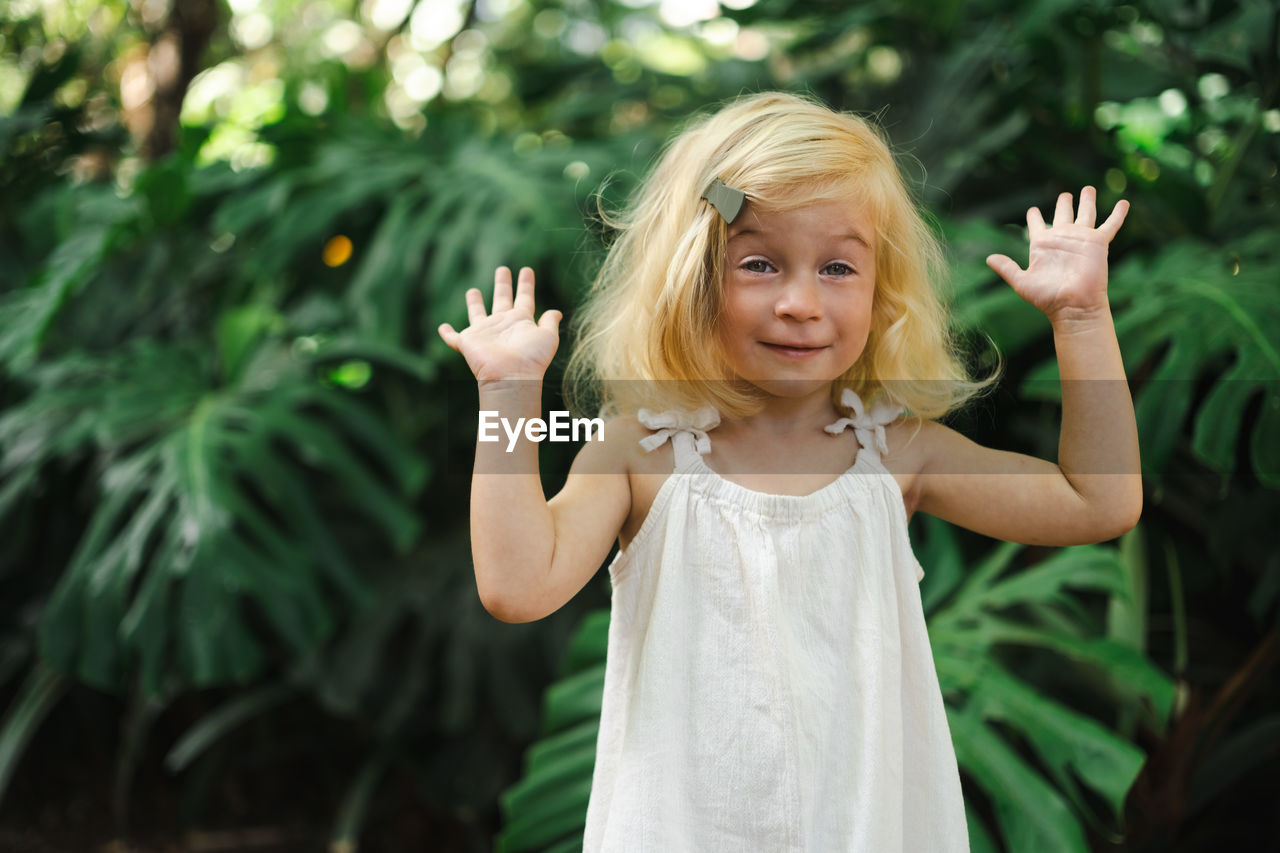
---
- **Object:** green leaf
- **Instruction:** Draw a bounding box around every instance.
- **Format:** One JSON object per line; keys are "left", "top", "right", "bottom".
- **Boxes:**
{"left": 539, "top": 668, "right": 605, "bottom": 736}
{"left": 134, "top": 161, "right": 191, "bottom": 227}
{"left": 915, "top": 514, "right": 967, "bottom": 615}
{"left": 948, "top": 707, "right": 1089, "bottom": 853}
{"left": 346, "top": 191, "right": 429, "bottom": 342}
{"left": 1107, "top": 527, "right": 1149, "bottom": 654}
{"left": 930, "top": 539, "right": 1022, "bottom": 622}
{"left": 0, "top": 664, "right": 70, "bottom": 803}
{"left": 0, "top": 224, "right": 117, "bottom": 370}
{"left": 330, "top": 749, "right": 392, "bottom": 850}
{"left": 217, "top": 305, "right": 279, "bottom": 384}
{"left": 965, "top": 662, "right": 1146, "bottom": 822}
{"left": 977, "top": 546, "right": 1129, "bottom": 609}
{"left": 1134, "top": 340, "right": 1199, "bottom": 476}
{"left": 499, "top": 720, "right": 597, "bottom": 851}
{"left": 979, "top": 620, "right": 1175, "bottom": 721}
{"left": 965, "top": 799, "right": 999, "bottom": 853}
{"left": 165, "top": 683, "right": 294, "bottom": 772}
{"left": 1251, "top": 386, "right": 1280, "bottom": 488}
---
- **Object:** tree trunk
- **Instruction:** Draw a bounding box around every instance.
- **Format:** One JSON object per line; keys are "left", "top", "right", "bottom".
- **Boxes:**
{"left": 141, "top": 0, "right": 219, "bottom": 161}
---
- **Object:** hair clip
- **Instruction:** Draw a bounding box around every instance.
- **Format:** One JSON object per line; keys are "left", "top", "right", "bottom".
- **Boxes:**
{"left": 701, "top": 178, "right": 745, "bottom": 224}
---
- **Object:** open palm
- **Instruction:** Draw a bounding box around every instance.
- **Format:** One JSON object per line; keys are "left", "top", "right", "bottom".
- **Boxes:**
{"left": 438, "top": 266, "right": 562, "bottom": 384}
{"left": 986, "top": 186, "right": 1129, "bottom": 322}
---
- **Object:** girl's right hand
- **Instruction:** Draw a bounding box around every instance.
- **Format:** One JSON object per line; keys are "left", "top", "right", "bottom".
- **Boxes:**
{"left": 437, "top": 266, "right": 562, "bottom": 385}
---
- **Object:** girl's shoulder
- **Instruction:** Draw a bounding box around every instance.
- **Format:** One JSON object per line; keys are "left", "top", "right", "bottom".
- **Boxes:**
{"left": 883, "top": 411, "right": 925, "bottom": 443}
{"left": 879, "top": 415, "right": 938, "bottom": 517}
{"left": 571, "top": 412, "right": 673, "bottom": 479}
{"left": 593, "top": 413, "right": 676, "bottom": 549}
{"left": 884, "top": 414, "right": 1003, "bottom": 476}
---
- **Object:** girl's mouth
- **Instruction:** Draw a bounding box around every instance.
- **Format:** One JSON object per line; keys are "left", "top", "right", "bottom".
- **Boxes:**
{"left": 761, "top": 342, "right": 828, "bottom": 359}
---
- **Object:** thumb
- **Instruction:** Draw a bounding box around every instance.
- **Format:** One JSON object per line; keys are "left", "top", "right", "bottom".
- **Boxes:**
{"left": 986, "top": 254, "right": 1023, "bottom": 286}
{"left": 438, "top": 323, "right": 461, "bottom": 352}
{"left": 538, "top": 309, "right": 562, "bottom": 334}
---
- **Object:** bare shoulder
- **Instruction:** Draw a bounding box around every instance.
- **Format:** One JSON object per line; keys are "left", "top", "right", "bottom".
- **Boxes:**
{"left": 562, "top": 412, "right": 647, "bottom": 476}
{"left": 580, "top": 412, "right": 674, "bottom": 477}
{"left": 882, "top": 416, "right": 932, "bottom": 466}
{"left": 891, "top": 416, "right": 1008, "bottom": 476}
{"left": 881, "top": 415, "right": 1006, "bottom": 479}
{"left": 879, "top": 415, "right": 940, "bottom": 519}
{"left": 595, "top": 413, "right": 674, "bottom": 548}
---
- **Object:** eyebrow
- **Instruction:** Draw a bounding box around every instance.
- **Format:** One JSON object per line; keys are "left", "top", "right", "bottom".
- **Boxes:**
{"left": 727, "top": 228, "right": 872, "bottom": 250}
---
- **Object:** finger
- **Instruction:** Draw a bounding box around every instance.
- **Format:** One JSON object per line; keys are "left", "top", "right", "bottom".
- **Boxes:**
{"left": 492, "top": 266, "right": 514, "bottom": 313}
{"left": 538, "top": 309, "right": 562, "bottom": 334}
{"left": 514, "top": 266, "right": 536, "bottom": 315}
{"left": 1098, "top": 198, "right": 1130, "bottom": 241}
{"left": 438, "top": 323, "right": 462, "bottom": 351}
{"left": 986, "top": 254, "right": 1024, "bottom": 286}
{"left": 1026, "top": 206, "right": 1046, "bottom": 239}
{"left": 465, "top": 287, "right": 487, "bottom": 325}
{"left": 1052, "top": 192, "right": 1074, "bottom": 228}
{"left": 1076, "top": 185, "right": 1097, "bottom": 228}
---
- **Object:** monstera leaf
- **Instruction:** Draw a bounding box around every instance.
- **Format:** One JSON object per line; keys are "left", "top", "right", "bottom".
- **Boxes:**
{"left": 919, "top": 517, "right": 1173, "bottom": 849}
{"left": 496, "top": 610, "right": 608, "bottom": 853}
{"left": 1015, "top": 230, "right": 1280, "bottom": 485}
{"left": 944, "top": 218, "right": 1280, "bottom": 486}
{"left": 209, "top": 119, "right": 629, "bottom": 355}
{"left": 0, "top": 335, "right": 428, "bottom": 699}
{"left": 497, "top": 519, "right": 1171, "bottom": 851}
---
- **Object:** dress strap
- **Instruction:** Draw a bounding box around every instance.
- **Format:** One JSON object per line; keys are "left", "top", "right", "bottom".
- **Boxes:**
{"left": 824, "top": 388, "right": 903, "bottom": 462}
{"left": 636, "top": 406, "right": 720, "bottom": 471}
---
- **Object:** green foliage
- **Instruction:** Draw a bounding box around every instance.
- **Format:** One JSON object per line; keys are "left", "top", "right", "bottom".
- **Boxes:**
{"left": 496, "top": 612, "right": 607, "bottom": 853}
{"left": 1114, "top": 235, "right": 1280, "bottom": 484}
{"left": 0, "top": 78, "right": 635, "bottom": 839}
{"left": 922, "top": 521, "right": 1171, "bottom": 847}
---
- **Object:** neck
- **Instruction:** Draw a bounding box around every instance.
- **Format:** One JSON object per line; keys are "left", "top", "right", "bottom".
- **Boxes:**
{"left": 726, "top": 383, "right": 838, "bottom": 435}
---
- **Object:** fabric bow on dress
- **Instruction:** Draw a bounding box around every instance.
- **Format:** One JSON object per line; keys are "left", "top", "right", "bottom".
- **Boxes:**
{"left": 823, "top": 388, "right": 903, "bottom": 458}
{"left": 636, "top": 407, "right": 720, "bottom": 456}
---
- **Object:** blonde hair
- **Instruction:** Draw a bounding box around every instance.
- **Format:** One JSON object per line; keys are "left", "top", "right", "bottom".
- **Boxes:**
{"left": 564, "top": 91, "right": 998, "bottom": 421}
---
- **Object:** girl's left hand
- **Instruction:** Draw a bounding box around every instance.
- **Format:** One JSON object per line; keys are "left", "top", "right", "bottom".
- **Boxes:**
{"left": 986, "top": 186, "right": 1129, "bottom": 324}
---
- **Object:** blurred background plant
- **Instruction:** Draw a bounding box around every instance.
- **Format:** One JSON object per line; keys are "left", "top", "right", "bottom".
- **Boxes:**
{"left": 1, "top": 0, "right": 1276, "bottom": 850}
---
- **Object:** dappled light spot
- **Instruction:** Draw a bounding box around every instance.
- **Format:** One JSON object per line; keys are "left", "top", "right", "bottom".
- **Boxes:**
{"left": 867, "top": 45, "right": 903, "bottom": 84}
{"left": 733, "top": 27, "right": 769, "bottom": 61}
{"left": 230, "top": 11, "right": 274, "bottom": 51}
{"left": 366, "top": 0, "right": 415, "bottom": 31}
{"left": 328, "top": 360, "right": 372, "bottom": 389}
{"left": 409, "top": 0, "right": 468, "bottom": 50}
{"left": 323, "top": 235, "right": 354, "bottom": 268}
{"left": 635, "top": 32, "right": 705, "bottom": 75}
{"left": 657, "top": 0, "right": 718, "bottom": 29}
{"left": 1158, "top": 88, "right": 1187, "bottom": 118}
{"left": 1198, "top": 73, "right": 1230, "bottom": 101}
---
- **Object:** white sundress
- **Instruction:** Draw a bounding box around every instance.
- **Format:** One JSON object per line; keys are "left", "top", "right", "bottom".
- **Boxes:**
{"left": 582, "top": 389, "right": 969, "bottom": 852}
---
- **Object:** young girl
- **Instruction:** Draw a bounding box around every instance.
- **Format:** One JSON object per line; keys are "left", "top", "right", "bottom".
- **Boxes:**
{"left": 438, "top": 92, "right": 1140, "bottom": 851}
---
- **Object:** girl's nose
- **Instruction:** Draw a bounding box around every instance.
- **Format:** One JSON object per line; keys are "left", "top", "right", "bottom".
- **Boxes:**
{"left": 775, "top": 274, "right": 822, "bottom": 321}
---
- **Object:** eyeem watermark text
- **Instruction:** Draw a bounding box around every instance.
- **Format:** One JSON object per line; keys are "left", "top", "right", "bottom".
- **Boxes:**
{"left": 479, "top": 411, "right": 605, "bottom": 452}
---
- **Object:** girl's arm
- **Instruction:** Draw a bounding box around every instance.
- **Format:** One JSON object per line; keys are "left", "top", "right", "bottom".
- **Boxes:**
{"left": 913, "top": 187, "right": 1143, "bottom": 546}
{"left": 440, "top": 267, "right": 631, "bottom": 622}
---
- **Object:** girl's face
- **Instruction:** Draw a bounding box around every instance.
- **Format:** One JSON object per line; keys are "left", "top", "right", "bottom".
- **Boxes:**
{"left": 718, "top": 198, "right": 876, "bottom": 400}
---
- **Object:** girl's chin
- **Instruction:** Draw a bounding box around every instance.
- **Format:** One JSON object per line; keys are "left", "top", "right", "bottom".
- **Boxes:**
{"left": 739, "top": 378, "right": 836, "bottom": 399}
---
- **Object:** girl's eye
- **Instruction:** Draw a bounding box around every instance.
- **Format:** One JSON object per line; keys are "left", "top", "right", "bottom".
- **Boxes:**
{"left": 824, "top": 262, "right": 855, "bottom": 276}
{"left": 742, "top": 259, "right": 773, "bottom": 273}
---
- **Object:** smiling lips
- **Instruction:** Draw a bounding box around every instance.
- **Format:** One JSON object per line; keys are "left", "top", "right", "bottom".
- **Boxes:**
{"left": 761, "top": 341, "right": 829, "bottom": 359}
